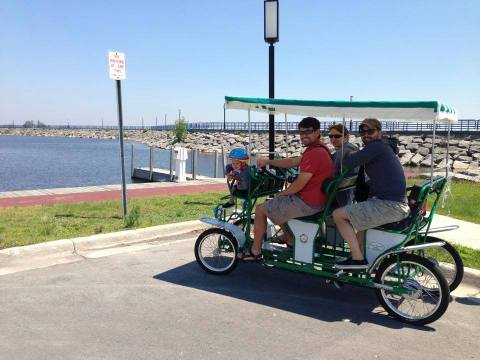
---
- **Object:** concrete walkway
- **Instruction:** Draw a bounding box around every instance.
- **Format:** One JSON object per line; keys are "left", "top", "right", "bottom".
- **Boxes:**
{"left": 431, "top": 214, "right": 480, "bottom": 250}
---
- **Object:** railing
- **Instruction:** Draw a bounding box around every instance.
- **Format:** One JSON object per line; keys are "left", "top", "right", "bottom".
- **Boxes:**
{"left": 1, "top": 119, "right": 479, "bottom": 133}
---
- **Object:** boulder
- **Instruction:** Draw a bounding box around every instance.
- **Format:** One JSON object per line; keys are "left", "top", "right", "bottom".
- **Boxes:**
{"left": 400, "top": 152, "right": 414, "bottom": 165}
{"left": 417, "top": 147, "right": 430, "bottom": 156}
{"left": 410, "top": 153, "right": 424, "bottom": 166}
{"left": 453, "top": 161, "right": 469, "bottom": 171}
{"left": 406, "top": 143, "right": 419, "bottom": 152}
{"left": 458, "top": 140, "right": 471, "bottom": 149}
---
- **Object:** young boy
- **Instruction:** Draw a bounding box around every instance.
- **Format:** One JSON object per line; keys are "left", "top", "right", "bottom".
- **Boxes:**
{"left": 222, "top": 148, "right": 250, "bottom": 208}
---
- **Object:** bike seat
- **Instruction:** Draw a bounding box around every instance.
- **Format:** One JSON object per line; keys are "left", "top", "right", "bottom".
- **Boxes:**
{"left": 294, "top": 211, "right": 324, "bottom": 222}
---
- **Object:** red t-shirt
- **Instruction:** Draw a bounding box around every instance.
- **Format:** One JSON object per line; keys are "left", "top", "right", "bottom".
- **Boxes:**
{"left": 298, "top": 140, "right": 333, "bottom": 207}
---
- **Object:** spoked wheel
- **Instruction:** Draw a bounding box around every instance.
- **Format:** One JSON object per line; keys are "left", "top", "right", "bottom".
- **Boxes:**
{"left": 375, "top": 254, "right": 449, "bottom": 325}
{"left": 194, "top": 228, "right": 239, "bottom": 275}
{"left": 420, "top": 236, "right": 464, "bottom": 292}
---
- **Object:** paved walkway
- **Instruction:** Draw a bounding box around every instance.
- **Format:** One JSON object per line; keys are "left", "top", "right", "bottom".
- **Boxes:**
{"left": 0, "top": 180, "right": 227, "bottom": 208}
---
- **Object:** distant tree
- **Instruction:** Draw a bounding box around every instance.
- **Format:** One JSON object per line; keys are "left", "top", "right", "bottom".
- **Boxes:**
{"left": 23, "top": 120, "right": 47, "bottom": 128}
{"left": 173, "top": 117, "right": 188, "bottom": 143}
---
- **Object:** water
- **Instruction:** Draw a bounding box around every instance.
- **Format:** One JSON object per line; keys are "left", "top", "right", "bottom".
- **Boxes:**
{"left": 0, "top": 136, "right": 222, "bottom": 192}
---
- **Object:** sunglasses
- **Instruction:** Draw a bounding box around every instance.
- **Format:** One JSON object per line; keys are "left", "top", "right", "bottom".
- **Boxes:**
{"left": 299, "top": 128, "right": 315, "bottom": 136}
{"left": 359, "top": 128, "right": 377, "bottom": 135}
{"left": 328, "top": 134, "right": 343, "bottom": 139}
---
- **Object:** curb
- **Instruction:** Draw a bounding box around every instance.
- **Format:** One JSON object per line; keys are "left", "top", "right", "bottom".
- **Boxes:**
{"left": 0, "top": 220, "right": 209, "bottom": 276}
{"left": 1, "top": 221, "right": 479, "bottom": 298}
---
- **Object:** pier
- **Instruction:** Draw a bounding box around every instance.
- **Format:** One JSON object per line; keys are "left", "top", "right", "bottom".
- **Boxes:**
{"left": 130, "top": 144, "right": 225, "bottom": 182}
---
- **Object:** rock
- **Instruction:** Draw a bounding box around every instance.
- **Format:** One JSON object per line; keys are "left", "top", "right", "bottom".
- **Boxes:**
{"left": 410, "top": 153, "right": 424, "bottom": 166}
{"left": 458, "top": 140, "right": 471, "bottom": 149}
{"left": 435, "top": 159, "right": 451, "bottom": 169}
{"left": 456, "top": 155, "right": 473, "bottom": 162}
{"left": 412, "top": 137, "right": 424, "bottom": 144}
{"left": 420, "top": 155, "right": 433, "bottom": 167}
{"left": 406, "top": 143, "right": 419, "bottom": 152}
{"left": 417, "top": 147, "right": 430, "bottom": 156}
{"left": 453, "top": 161, "right": 470, "bottom": 171}
{"left": 400, "top": 152, "right": 414, "bottom": 165}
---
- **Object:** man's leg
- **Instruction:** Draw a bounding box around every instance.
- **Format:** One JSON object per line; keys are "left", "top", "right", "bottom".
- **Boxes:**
{"left": 356, "top": 231, "right": 365, "bottom": 255}
{"left": 332, "top": 207, "right": 364, "bottom": 260}
{"left": 279, "top": 223, "right": 293, "bottom": 246}
{"left": 251, "top": 204, "right": 267, "bottom": 255}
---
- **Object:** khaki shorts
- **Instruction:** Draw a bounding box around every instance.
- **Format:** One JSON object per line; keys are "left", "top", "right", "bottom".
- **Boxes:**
{"left": 262, "top": 195, "right": 323, "bottom": 225}
{"left": 344, "top": 197, "right": 410, "bottom": 231}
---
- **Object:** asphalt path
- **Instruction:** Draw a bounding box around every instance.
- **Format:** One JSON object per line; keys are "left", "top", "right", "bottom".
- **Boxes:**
{"left": 1, "top": 236, "right": 479, "bottom": 360}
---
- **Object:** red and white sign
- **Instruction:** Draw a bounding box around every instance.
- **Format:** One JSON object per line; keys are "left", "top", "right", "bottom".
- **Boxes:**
{"left": 108, "top": 51, "right": 126, "bottom": 80}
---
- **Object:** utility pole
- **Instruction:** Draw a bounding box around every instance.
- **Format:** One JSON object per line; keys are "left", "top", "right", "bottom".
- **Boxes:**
{"left": 155, "top": 116, "right": 158, "bottom": 128}
{"left": 164, "top": 114, "right": 167, "bottom": 127}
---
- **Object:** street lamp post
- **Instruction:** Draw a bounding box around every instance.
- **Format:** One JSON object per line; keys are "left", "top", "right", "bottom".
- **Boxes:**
{"left": 264, "top": 0, "right": 279, "bottom": 159}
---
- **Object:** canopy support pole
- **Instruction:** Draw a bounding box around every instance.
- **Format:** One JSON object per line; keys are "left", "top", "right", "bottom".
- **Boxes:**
{"left": 248, "top": 108, "right": 251, "bottom": 156}
{"left": 284, "top": 113, "right": 288, "bottom": 158}
{"left": 340, "top": 116, "right": 346, "bottom": 175}
{"left": 445, "top": 121, "right": 451, "bottom": 178}
{"left": 430, "top": 117, "right": 436, "bottom": 181}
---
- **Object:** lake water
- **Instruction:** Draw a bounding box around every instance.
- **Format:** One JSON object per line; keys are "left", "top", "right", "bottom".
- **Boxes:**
{"left": 0, "top": 136, "right": 221, "bottom": 192}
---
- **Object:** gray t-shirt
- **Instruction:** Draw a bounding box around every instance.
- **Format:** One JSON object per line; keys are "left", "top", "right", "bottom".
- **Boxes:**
{"left": 332, "top": 142, "right": 359, "bottom": 206}
{"left": 332, "top": 142, "right": 359, "bottom": 176}
{"left": 343, "top": 140, "right": 406, "bottom": 202}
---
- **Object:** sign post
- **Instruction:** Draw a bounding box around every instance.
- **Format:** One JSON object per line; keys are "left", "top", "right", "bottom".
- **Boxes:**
{"left": 108, "top": 51, "right": 128, "bottom": 216}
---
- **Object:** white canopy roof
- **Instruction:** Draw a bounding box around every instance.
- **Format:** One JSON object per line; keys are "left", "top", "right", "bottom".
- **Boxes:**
{"left": 225, "top": 96, "right": 458, "bottom": 123}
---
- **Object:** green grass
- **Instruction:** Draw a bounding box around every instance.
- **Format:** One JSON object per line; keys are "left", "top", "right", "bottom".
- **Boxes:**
{"left": 426, "top": 244, "right": 480, "bottom": 270}
{"left": 407, "top": 178, "right": 480, "bottom": 224}
{"left": 1, "top": 179, "right": 479, "bottom": 270}
{"left": 0, "top": 192, "right": 224, "bottom": 249}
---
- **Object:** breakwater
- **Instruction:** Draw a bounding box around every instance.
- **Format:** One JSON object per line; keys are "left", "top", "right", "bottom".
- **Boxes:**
{"left": 1, "top": 128, "right": 479, "bottom": 181}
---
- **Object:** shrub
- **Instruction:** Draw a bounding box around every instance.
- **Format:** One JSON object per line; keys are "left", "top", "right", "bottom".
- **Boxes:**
{"left": 124, "top": 205, "right": 140, "bottom": 228}
{"left": 173, "top": 117, "right": 188, "bottom": 143}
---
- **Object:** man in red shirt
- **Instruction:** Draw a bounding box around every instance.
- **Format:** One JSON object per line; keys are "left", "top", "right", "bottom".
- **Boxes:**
{"left": 243, "top": 117, "right": 333, "bottom": 261}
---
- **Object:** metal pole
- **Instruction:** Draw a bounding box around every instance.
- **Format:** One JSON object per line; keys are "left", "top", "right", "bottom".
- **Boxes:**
{"left": 115, "top": 80, "right": 128, "bottom": 216}
{"left": 431, "top": 118, "right": 436, "bottom": 181}
{"left": 169, "top": 147, "right": 174, "bottom": 181}
{"left": 221, "top": 146, "right": 225, "bottom": 177}
{"left": 164, "top": 114, "right": 167, "bottom": 129}
{"left": 223, "top": 103, "right": 226, "bottom": 130}
{"left": 155, "top": 116, "right": 158, "bottom": 129}
{"left": 130, "top": 144, "right": 135, "bottom": 177}
{"left": 192, "top": 149, "right": 197, "bottom": 180}
{"left": 149, "top": 147, "right": 154, "bottom": 181}
{"left": 268, "top": 43, "right": 275, "bottom": 160}
{"left": 284, "top": 113, "right": 288, "bottom": 158}
{"left": 213, "top": 150, "right": 218, "bottom": 178}
{"left": 349, "top": 95, "right": 353, "bottom": 133}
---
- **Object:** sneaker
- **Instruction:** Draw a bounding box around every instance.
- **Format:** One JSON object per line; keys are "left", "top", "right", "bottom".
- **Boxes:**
{"left": 335, "top": 257, "right": 368, "bottom": 269}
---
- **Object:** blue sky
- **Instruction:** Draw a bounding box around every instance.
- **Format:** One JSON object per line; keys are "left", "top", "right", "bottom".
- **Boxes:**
{"left": 1, "top": 0, "right": 478, "bottom": 126}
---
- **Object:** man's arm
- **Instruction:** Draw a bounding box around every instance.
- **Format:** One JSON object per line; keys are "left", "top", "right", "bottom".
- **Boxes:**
{"left": 277, "top": 172, "right": 312, "bottom": 196}
{"left": 256, "top": 156, "right": 301, "bottom": 169}
{"left": 343, "top": 143, "right": 380, "bottom": 169}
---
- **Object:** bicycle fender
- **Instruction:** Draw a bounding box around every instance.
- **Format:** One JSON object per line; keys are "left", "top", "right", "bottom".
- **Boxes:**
{"left": 200, "top": 217, "right": 247, "bottom": 248}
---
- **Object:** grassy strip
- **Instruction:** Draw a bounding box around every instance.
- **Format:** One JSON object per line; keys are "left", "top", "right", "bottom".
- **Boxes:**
{"left": 427, "top": 244, "right": 480, "bottom": 270}
{"left": 407, "top": 178, "right": 480, "bottom": 224}
{"left": 0, "top": 192, "right": 225, "bottom": 249}
{"left": 0, "top": 180, "right": 479, "bottom": 269}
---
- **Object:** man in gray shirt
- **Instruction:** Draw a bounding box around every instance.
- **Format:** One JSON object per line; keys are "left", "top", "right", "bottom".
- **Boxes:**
{"left": 332, "top": 118, "right": 410, "bottom": 269}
